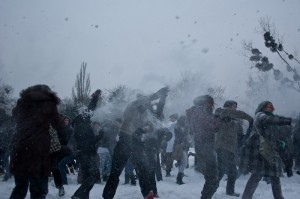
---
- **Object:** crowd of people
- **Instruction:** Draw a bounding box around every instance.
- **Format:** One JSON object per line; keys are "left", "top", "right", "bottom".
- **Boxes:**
{"left": 0, "top": 84, "right": 300, "bottom": 199}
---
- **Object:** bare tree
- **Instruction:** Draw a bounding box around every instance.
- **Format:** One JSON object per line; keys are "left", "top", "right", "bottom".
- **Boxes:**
{"left": 71, "top": 62, "right": 91, "bottom": 105}
{"left": 242, "top": 17, "right": 300, "bottom": 93}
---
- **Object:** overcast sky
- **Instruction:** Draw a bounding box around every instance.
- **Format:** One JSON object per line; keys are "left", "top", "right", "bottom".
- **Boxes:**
{"left": 0, "top": 0, "right": 300, "bottom": 100}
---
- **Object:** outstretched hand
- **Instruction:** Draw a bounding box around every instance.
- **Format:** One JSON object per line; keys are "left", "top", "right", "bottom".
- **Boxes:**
{"left": 93, "top": 89, "right": 101, "bottom": 97}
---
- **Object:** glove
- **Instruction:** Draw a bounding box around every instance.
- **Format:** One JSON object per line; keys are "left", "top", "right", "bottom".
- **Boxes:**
{"left": 93, "top": 89, "right": 101, "bottom": 97}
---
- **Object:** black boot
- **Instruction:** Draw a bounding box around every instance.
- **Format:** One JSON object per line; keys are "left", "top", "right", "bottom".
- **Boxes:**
{"left": 58, "top": 186, "right": 65, "bottom": 197}
{"left": 176, "top": 172, "right": 184, "bottom": 185}
{"left": 166, "top": 171, "right": 171, "bottom": 177}
{"left": 226, "top": 177, "right": 240, "bottom": 197}
{"left": 130, "top": 175, "right": 136, "bottom": 186}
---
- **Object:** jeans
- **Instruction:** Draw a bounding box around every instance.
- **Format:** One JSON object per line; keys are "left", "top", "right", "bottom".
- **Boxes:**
{"left": 98, "top": 148, "right": 112, "bottom": 177}
{"left": 124, "top": 159, "right": 135, "bottom": 183}
{"left": 10, "top": 175, "right": 48, "bottom": 199}
{"left": 58, "top": 154, "right": 75, "bottom": 185}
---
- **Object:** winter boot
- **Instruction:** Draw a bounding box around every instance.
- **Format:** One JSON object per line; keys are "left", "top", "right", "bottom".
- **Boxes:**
{"left": 226, "top": 178, "right": 240, "bottom": 197}
{"left": 130, "top": 175, "right": 136, "bottom": 186}
{"left": 166, "top": 171, "right": 171, "bottom": 177}
{"left": 176, "top": 172, "right": 185, "bottom": 185}
{"left": 58, "top": 186, "right": 65, "bottom": 197}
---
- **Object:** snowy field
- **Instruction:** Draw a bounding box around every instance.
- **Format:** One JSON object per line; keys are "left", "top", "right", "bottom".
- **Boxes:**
{"left": 1, "top": 156, "right": 300, "bottom": 199}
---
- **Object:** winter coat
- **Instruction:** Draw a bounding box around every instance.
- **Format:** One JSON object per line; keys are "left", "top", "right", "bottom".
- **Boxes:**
{"left": 293, "top": 118, "right": 300, "bottom": 156}
{"left": 239, "top": 111, "right": 291, "bottom": 177}
{"left": 58, "top": 124, "right": 73, "bottom": 146}
{"left": 186, "top": 105, "right": 219, "bottom": 145}
{"left": 73, "top": 115, "right": 103, "bottom": 156}
{"left": 172, "top": 116, "right": 189, "bottom": 161}
{"left": 10, "top": 85, "right": 64, "bottom": 178}
{"left": 214, "top": 108, "right": 253, "bottom": 154}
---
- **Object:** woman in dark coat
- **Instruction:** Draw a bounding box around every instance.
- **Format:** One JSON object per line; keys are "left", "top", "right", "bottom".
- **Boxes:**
{"left": 9, "top": 84, "right": 64, "bottom": 199}
{"left": 241, "top": 101, "right": 292, "bottom": 199}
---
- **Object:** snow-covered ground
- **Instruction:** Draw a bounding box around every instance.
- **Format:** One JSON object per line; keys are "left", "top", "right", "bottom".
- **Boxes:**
{"left": 1, "top": 156, "right": 300, "bottom": 199}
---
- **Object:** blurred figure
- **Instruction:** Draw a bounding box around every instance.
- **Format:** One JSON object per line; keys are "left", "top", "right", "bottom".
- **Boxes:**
{"left": 241, "top": 101, "right": 292, "bottom": 199}
{"left": 124, "top": 158, "right": 136, "bottom": 185}
{"left": 102, "top": 87, "right": 169, "bottom": 199}
{"left": 214, "top": 100, "right": 253, "bottom": 197}
{"left": 172, "top": 116, "right": 189, "bottom": 185}
{"left": 165, "top": 114, "right": 178, "bottom": 177}
{"left": 97, "top": 119, "right": 120, "bottom": 182}
{"left": 9, "top": 84, "right": 64, "bottom": 199}
{"left": 0, "top": 109, "right": 14, "bottom": 181}
{"left": 57, "top": 116, "right": 75, "bottom": 185}
{"left": 49, "top": 126, "right": 67, "bottom": 197}
{"left": 186, "top": 95, "right": 220, "bottom": 199}
{"left": 71, "top": 90, "right": 103, "bottom": 199}
{"left": 293, "top": 115, "right": 300, "bottom": 172}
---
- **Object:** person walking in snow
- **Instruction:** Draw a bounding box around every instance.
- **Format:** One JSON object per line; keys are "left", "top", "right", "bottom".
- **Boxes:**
{"left": 186, "top": 95, "right": 220, "bottom": 199}
{"left": 241, "top": 101, "right": 292, "bottom": 199}
{"left": 172, "top": 115, "right": 189, "bottom": 185}
{"left": 71, "top": 89, "right": 103, "bottom": 199}
{"left": 164, "top": 113, "right": 178, "bottom": 177}
{"left": 102, "top": 87, "right": 169, "bottom": 199}
{"left": 214, "top": 100, "right": 253, "bottom": 197}
{"left": 9, "top": 84, "right": 64, "bottom": 199}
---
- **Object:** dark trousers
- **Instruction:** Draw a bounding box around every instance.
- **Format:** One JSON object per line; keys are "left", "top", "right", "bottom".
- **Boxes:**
{"left": 50, "top": 152, "right": 63, "bottom": 189}
{"left": 155, "top": 152, "right": 163, "bottom": 181}
{"left": 165, "top": 152, "right": 173, "bottom": 174}
{"left": 195, "top": 143, "right": 219, "bottom": 199}
{"left": 242, "top": 173, "right": 284, "bottom": 199}
{"left": 217, "top": 149, "right": 238, "bottom": 194}
{"left": 72, "top": 153, "right": 100, "bottom": 199}
{"left": 102, "top": 132, "right": 155, "bottom": 199}
{"left": 102, "top": 133, "right": 133, "bottom": 199}
{"left": 10, "top": 175, "right": 48, "bottom": 199}
{"left": 124, "top": 159, "right": 135, "bottom": 184}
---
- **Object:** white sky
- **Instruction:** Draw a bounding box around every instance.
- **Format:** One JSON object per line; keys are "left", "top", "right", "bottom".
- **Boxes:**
{"left": 0, "top": 0, "right": 300, "bottom": 99}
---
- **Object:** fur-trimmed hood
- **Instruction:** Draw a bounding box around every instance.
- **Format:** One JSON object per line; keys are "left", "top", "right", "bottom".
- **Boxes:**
{"left": 19, "top": 84, "right": 60, "bottom": 104}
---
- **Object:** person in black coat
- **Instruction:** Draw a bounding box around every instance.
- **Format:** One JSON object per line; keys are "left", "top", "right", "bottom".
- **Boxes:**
{"left": 9, "top": 84, "right": 65, "bottom": 199}
{"left": 71, "top": 90, "right": 103, "bottom": 199}
{"left": 132, "top": 124, "right": 172, "bottom": 198}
